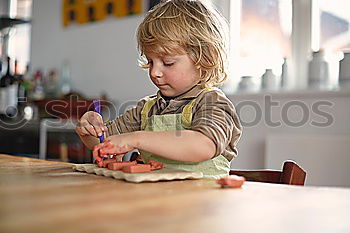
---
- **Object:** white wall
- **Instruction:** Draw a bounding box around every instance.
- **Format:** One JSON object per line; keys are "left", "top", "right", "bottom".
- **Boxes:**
{"left": 265, "top": 134, "right": 350, "bottom": 187}
{"left": 0, "top": 0, "right": 10, "bottom": 15}
{"left": 229, "top": 90, "right": 350, "bottom": 168}
{"left": 30, "top": 0, "right": 157, "bottom": 107}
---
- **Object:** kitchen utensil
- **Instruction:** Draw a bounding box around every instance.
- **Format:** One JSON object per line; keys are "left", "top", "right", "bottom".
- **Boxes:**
{"left": 93, "top": 100, "right": 104, "bottom": 143}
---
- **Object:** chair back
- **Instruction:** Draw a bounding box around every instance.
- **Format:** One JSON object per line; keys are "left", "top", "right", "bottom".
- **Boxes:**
{"left": 230, "top": 160, "right": 306, "bottom": 185}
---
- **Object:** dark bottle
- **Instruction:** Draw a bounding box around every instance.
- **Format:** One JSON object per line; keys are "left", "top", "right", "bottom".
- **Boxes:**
{"left": 0, "top": 57, "right": 14, "bottom": 87}
{"left": 14, "top": 60, "right": 28, "bottom": 105}
{"left": 0, "top": 57, "right": 18, "bottom": 116}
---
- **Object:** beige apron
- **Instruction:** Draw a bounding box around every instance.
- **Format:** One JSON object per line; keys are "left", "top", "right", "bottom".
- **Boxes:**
{"left": 139, "top": 88, "right": 230, "bottom": 179}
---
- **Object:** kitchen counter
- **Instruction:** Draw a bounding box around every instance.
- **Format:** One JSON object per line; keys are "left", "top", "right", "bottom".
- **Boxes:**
{"left": 0, "top": 119, "right": 40, "bottom": 155}
{"left": 0, "top": 154, "right": 349, "bottom": 233}
{"left": 0, "top": 118, "right": 90, "bottom": 163}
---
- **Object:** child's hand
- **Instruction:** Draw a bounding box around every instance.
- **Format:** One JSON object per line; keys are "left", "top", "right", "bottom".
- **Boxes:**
{"left": 93, "top": 134, "right": 136, "bottom": 164}
{"left": 75, "top": 111, "right": 107, "bottom": 138}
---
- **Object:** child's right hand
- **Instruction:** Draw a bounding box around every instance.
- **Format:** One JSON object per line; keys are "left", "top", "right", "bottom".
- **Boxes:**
{"left": 75, "top": 111, "right": 107, "bottom": 138}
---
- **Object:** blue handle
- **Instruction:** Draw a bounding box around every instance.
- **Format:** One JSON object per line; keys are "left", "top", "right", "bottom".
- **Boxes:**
{"left": 93, "top": 100, "right": 105, "bottom": 143}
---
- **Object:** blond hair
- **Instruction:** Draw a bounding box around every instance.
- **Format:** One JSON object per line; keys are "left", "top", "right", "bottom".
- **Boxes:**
{"left": 137, "top": 0, "right": 229, "bottom": 87}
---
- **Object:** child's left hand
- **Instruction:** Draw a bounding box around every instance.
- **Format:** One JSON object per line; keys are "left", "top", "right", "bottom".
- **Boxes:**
{"left": 93, "top": 134, "right": 136, "bottom": 165}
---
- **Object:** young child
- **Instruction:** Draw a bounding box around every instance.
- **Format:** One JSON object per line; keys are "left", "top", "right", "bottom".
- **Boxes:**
{"left": 75, "top": 0, "right": 242, "bottom": 179}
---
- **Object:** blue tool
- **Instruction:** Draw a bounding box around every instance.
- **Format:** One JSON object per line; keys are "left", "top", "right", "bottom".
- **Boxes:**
{"left": 93, "top": 100, "right": 107, "bottom": 160}
{"left": 93, "top": 100, "right": 105, "bottom": 143}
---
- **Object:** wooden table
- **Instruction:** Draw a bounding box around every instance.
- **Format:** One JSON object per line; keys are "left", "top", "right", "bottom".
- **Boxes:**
{"left": 0, "top": 154, "right": 349, "bottom": 233}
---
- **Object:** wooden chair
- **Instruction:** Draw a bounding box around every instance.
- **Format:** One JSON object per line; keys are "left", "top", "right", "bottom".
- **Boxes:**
{"left": 230, "top": 160, "right": 307, "bottom": 186}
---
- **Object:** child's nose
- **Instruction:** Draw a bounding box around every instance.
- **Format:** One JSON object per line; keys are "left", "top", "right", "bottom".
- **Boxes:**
{"left": 150, "top": 65, "right": 163, "bottom": 78}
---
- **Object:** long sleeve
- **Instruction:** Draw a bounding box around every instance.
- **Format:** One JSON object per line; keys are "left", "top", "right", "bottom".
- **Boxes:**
{"left": 104, "top": 97, "right": 150, "bottom": 137}
{"left": 190, "top": 89, "right": 242, "bottom": 161}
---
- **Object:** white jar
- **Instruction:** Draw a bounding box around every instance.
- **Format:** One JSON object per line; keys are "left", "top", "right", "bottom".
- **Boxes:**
{"left": 238, "top": 76, "right": 260, "bottom": 92}
{"left": 308, "top": 50, "right": 330, "bottom": 89}
{"left": 339, "top": 52, "right": 350, "bottom": 88}
{"left": 261, "top": 69, "right": 279, "bottom": 91}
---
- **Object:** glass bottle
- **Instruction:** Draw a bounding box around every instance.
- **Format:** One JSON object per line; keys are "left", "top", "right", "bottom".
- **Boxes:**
{"left": 31, "top": 70, "right": 45, "bottom": 101}
{"left": 45, "top": 69, "right": 58, "bottom": 98}
{"left": 0, "top": 57, "right": 18, "bottom": 116}
{"left": 59, "top": 61, "right": 72, "bottom": 97}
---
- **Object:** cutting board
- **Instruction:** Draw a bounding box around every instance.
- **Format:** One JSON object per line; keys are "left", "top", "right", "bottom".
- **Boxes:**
{"left": 72, "top": 164, "right": 203, "bottom": 183}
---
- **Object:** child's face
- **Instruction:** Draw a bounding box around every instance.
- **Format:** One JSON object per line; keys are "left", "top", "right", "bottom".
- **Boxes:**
{"left": 145, "top": 52, "right": 200, "bottom": 97}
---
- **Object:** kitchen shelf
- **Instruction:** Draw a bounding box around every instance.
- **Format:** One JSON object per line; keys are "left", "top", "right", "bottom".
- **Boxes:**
{"left": 0, "top": 16, "right": 30, "bottom": 31}
{"left": 227, "top": 87, "right": 350, "bottom": 99}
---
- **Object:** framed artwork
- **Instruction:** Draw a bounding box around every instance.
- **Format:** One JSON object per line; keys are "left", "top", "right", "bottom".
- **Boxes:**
{"left": 62, "top": 0, "right": 152, "bottom": 27}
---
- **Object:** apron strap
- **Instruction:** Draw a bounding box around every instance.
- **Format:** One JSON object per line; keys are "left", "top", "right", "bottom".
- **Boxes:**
{"left": 181, "top": 98, "right": 197, "bottom": 128}
{"left": 140, "top": 87, "right": 215, "bottom": 130}
{"left": 181, "top": 87, "right": 214, "bottom": 128}
{"left": 141, "top": 98, "right": 157, "bottom": 130}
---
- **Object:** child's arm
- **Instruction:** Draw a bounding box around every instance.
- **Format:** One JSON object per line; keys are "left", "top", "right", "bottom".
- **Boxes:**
{"left": 98, "top": 130, "right": 216, "bottom": 163}
{"left": 134, "top": 130, "right": 216, "bottom": 162}
{"left": 76, "top": 97, "right": 147, "bottom": 150}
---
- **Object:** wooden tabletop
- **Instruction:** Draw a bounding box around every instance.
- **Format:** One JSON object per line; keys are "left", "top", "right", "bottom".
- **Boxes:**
{"left": 0, "top": 154, "right": 349, "bottom": 233}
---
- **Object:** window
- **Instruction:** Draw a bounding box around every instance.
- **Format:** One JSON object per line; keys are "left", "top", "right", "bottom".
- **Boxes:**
{"left": 216, "top": 0, "right": 292, "bottom": 92}
{"left": 319, "top": 0, "right": 350, "bottom": 52}
{"left": 7, "top": 0, "right": 32, "bottom": 74}
{"left": 216, "top": 0, "right": 349, "bottom": 92}
{"left": 238, "top": 0, "right": 292, "bottom": 78}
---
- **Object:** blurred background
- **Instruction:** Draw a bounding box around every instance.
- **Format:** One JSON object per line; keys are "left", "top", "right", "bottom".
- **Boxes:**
{"left": 0, "top": 0, "right": 350, "bottom": 187}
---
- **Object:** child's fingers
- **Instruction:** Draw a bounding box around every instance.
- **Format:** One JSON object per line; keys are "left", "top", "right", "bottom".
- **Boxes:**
{"left": 93, "top": 142, "right": 111, "bottom": 162}
{"left": 76, "top": 119, "right": 99, "bottom": 137}
{"left": 84, "top": 124, "right": 98, "bottom": 137}
{"left": 75, "top": 125, "right": 90, "bottom": 136}
{"left": 92, "top": 125, "right": 104, "bottom": 137}
{"left": 93, "top": 147, "right": 102, "bottom": 163}
{"left": 114, "top": 154, "right": 124, "bottom": 162}
{"left": 77, "top": 112, "right": 105, "bottom": 137}
{"left": 94, "top": 140, "right": 130, "bottom": 162}
{"left": 96, "top": 160, "right": 104, "bottom": 168}
{"left": 86, "top": 112, "right": 105, "bottom": 137}
{"left": 94, "top": 141, "right": 112, "bottom": 152}
{"left": 101, "top": 145, "right": 130, "bottom": 155}
{"left": 93, "top": 142, "right": 115, "bottom": 159}
{"left": 99, "top": 145, "right": 118, "bottom": 155}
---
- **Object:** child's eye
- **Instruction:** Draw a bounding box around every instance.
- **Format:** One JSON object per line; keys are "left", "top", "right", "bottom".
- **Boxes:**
{"left": 147, "top": 60, "right": 153, "bottom": 65}
{"left": 164, "top": 62, "right": 174, "bottom": 67}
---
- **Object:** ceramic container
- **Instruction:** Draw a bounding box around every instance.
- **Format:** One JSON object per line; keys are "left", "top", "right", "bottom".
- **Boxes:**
{"left": 308, "top": 50, "right": 330, "bottom": 89}
{"left": 261, "top": 69, "right": 279, "bottom": 91}
{"left": 238, "top": 76, "right": 260, "bottom": 92}
{"left": 339, "top": 52, "right": 350, "bottom": 88}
